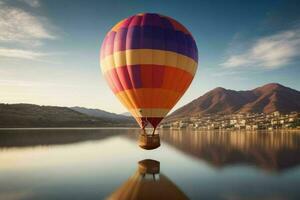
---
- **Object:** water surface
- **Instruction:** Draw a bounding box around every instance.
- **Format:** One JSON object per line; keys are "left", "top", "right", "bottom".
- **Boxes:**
{"left": 0, "top": 129, "right": 299, "bottom": 200}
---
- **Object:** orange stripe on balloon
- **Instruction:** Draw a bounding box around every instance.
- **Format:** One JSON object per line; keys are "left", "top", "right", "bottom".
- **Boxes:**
{"left": 115, "top": 88, "right": 181, "bottom": 109}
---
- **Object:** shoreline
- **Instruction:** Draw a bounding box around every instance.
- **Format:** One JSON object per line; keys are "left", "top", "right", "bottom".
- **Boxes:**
{"left": 0, "top": 127, "right": 139, "bottom": 130}
{"left": 0, "top": 127, "right": 299, "bottom": 132}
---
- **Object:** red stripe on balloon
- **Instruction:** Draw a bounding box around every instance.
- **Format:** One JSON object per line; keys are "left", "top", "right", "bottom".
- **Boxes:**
{"left": 104, "top": 65, "right": 193, "bottom": 93}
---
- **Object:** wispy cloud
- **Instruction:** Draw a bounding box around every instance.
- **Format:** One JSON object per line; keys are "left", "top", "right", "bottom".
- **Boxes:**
{"left": 221, "top": 28, "right": 300, "bottom": 69}
{"left": 0, "top": 1, "right": 55, "bottom": 45}
{"left": 0, "top": 0, "right": 60, "bottom": 62}
{"left": 0, "top": 48, "right": 45, "bottom": 60}
{"left": 0, "top": 79, "right": 86, "bottom": 89}
{"left": 211, "top": 70, "right": 241, "bottom": 77}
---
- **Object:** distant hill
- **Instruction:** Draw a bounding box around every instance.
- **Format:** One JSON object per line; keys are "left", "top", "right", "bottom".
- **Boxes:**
{"left": 120, "top": 112, "right": 131, "bottom": 116}
{"left": 166, "top": 83, "right": 300, "bottom": 121}
{"left": 70, "top": 107, "right": 133, "bottom": 122}
{"left": 0, "top": 104, "right": 136, "bottom": 128}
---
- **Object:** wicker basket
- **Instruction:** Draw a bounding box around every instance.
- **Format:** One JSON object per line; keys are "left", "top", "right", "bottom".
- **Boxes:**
{"left": 138, "top": 134, "right": 161, "bottom": 150}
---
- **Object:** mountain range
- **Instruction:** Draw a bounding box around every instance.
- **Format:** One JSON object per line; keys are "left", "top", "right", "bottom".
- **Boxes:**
{"left": 1, "top": 83, "right": 299, "bottom": 127}
{"left": 166, "top": 83, "right": 300, "bottom": 121}
{"left": 70, "top": 106, "right": 132, "bottom": 121}
{"left": 0, "top": 104, "right": 135, "bottom": 128}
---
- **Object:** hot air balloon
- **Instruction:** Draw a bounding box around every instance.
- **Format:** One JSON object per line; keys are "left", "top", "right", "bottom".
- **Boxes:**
{"left": 100, "top": 13, "right": 198, "bottom": 136}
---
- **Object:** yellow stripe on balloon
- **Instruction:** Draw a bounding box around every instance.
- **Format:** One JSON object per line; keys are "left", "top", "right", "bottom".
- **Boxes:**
{"left": 100, "top": 49, "right": 197, "bottom": 75}
{"left": 129, "top": 108, "right": 170, "bottom": 118}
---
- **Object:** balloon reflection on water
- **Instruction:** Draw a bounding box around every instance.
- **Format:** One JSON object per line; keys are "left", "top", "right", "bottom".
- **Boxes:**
{"left": 107, "top": 159, "right": 189, "bottom": 200}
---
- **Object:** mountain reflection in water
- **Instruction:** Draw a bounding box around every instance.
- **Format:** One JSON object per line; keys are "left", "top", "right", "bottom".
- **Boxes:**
{"left": 159, "top": 130, "right": 300, "bottom": 172}
{"left": 0, "top": 129, "right": 299, "bottom": 200}
{"left": 1, "top": 129, "right": 300, "bottom": 172}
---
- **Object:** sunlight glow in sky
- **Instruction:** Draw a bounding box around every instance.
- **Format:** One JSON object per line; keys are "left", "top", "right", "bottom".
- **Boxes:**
{"left": 0, "top": 0, "right": 299, "bottom": 113}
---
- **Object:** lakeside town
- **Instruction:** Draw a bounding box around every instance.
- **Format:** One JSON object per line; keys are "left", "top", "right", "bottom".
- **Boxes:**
{"left": 160, "top": 111, "right": 300, "bottom": 130}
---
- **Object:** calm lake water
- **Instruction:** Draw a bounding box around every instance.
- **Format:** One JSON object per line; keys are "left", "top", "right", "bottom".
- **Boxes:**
{"left": 0, "top": 129, "right": 300, "bottom": 200}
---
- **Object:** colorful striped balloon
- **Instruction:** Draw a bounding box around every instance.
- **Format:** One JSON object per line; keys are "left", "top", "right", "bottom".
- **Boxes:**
{"left": 100, "top": 13, "right": 198, "bottom": 129}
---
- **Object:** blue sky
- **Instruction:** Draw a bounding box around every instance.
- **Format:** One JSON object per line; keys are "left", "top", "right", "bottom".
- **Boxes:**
{"left": 0, "top": 0, "right": 299, "bottom": 113}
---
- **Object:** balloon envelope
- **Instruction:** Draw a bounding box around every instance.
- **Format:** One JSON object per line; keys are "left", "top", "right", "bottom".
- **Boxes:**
{"left": 100, "top": 13, "right": 198, "bottom": 129}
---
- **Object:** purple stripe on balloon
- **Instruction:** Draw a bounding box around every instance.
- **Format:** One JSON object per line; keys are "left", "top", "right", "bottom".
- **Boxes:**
{"left": 102, "top": 26, "right": 197, "bottom": 61}
{"left": 115, "top": 65, "right": 143, "bottom": 91}
{"left": 117, "top": 14, "right": 172, "bottom": 31}
{"left": 160, "top": 16, "right": 174, "bottom": 30}
{"left": 126, "top": 65, "right": 143, "bottom": 89}
{"left": 141, "top": 13, "right": 162, "bottom": 27}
